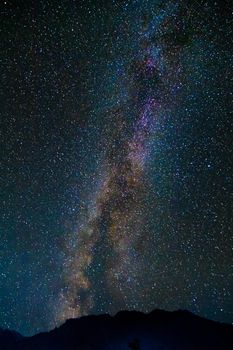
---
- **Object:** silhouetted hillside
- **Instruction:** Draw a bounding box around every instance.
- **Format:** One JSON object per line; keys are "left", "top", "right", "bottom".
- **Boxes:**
{"left": 1, "top": 309, "right": 232, "bottom": 349}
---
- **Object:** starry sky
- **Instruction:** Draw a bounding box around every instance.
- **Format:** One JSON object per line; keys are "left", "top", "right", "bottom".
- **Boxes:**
{"left": 0, "top": 0, "right": 232, "bottom": 336}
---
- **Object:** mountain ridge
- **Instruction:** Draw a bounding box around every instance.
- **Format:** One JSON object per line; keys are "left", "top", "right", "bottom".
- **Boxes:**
{"left": 1, "top": 309, "right": 233, "bottom": 349}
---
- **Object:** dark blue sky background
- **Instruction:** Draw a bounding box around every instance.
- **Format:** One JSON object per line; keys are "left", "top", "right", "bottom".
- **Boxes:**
{"left": 0, "top": 0, "right": 232, "bottom": 335}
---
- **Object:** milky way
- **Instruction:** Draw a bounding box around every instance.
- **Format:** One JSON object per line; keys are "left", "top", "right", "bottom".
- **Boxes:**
{"left": 56, "top": 1, "right": 231, "bottom": 324}
{"left": 1, "top": 0, "right": 232, "bottom": 335}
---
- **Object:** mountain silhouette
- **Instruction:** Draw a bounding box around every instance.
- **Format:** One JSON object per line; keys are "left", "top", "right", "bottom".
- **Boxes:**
{"left": 1, "top": 309, "right": 232, "bottom": 349}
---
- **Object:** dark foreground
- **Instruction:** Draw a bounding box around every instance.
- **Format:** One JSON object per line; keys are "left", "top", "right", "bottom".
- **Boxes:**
{"left": 1, "top": 309, "right": 233, "bottom": 349}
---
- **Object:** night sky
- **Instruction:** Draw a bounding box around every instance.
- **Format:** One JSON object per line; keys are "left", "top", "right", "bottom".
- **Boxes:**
{"left": 1, "top": 0, "right": 232, "bottom": 336}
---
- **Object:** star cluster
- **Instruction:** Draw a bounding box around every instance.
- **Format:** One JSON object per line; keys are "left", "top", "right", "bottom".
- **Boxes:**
{"left": 0, "top": 0, "right": 232, "bottom": 335}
